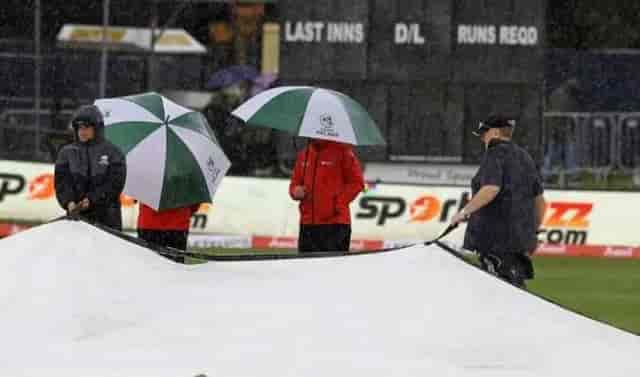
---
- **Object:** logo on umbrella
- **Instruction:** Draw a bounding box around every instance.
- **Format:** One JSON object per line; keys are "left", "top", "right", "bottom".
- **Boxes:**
{"left": 206, "top": 157, "right": 221, "bottom": 183}
{"left": 317, "top": 113, "right": 338, "bottom": 137}
{"left": 320, "top": 114, "right": 334, "bottom": 127}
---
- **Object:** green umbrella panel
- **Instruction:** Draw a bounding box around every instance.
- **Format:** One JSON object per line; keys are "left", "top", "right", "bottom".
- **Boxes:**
{"left": 232, "top": 86, "right": 386, "bottom": 146}
{"left": 95, "top": 92, "right": 230, "bottom": 210}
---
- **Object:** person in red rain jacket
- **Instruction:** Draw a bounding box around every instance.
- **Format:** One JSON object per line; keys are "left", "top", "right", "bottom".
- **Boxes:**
{"left": 137, "top": 203, "right": 200, "bottom": 263}
{"left": 289, "top": 139, "right": 365, "bottom": 253}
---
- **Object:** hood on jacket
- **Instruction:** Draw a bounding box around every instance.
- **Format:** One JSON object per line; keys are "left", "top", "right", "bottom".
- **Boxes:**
{"left": 71, "top": 105, "right": 105, "bottom": 142}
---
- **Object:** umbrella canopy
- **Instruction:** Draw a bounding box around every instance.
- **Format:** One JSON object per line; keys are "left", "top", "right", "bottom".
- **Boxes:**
{"left": 94, "top": 92, "right": 230, "bottom": 211}
{"left": 231, "top": 86, "right": 386, "bottom": 146}
{"left": 206, "top": 65, "right": 259, "bottom": 90}
{"left": 250, "top": 73, "right": 278, "bottom": 96}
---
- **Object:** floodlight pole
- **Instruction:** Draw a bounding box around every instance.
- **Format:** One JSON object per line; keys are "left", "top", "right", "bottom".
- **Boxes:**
{"left": 34, "top": 0, "right": 41, "bottom": 158}
{"left": 147, "top": 1, "right": 159, "bottom": 91}
{"left": 146, "top": 1, "right": 189, "bottom": 91}
{"left": 99, "top": 0, "right": 111, "bottom": 98}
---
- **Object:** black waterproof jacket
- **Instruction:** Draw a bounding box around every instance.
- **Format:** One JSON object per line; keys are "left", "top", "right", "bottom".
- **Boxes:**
{"left": 54, "top": 109, "right": 126, "bottom": 230}
{"left": 463, "top": 139, "right": 544, "bottom": 255}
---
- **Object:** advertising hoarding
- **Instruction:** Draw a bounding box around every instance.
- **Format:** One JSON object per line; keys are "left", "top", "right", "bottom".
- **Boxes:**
{"left": 3, "top": 160, "right": 639, "bottom": 250}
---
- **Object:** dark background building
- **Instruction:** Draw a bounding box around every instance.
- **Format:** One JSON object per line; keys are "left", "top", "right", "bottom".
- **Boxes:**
{"left": 0, "top": 0, "right": 639, "bottom": 188}
{"left": 277, "top": 0, "right": 545, "bottom": 164}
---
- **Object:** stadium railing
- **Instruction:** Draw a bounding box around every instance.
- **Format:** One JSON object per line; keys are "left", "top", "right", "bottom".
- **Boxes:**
{"left": 542, "top": 111, "right": 640, "bottom": 189}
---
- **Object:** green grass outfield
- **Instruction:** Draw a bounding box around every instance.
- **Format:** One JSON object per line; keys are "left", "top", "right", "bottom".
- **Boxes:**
{"left": 528, "top": 256, "right": 640, "bottom": 335}
{"left": 190, "top": 248, "right": 640, "bottom": 335}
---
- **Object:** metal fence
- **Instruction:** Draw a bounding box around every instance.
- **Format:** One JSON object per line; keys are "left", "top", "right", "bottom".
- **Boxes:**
{"left": 0, "top": 108, "right": 75, "bottom": 162}
{"left": 3, "top": 45, "right": 640, "bottom": 190}
{"left": 0, "top": 48, "right": 210, "bottom": 162}
{"left": 542, "top": 111, "right": 640, "bottom": 187}
{"left": 0, "top": 51, "right": 206, "bottom": 102}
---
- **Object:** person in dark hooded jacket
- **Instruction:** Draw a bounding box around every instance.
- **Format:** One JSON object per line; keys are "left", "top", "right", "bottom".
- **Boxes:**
{"left": 54, "top": 105, "right": 126, "bottom": 230}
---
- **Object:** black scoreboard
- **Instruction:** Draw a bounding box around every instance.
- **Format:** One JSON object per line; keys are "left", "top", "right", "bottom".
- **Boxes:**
{"left": 277, "top": 0, "right": 546, "bottom": 163}
{"left": 279, "top": 0, "right": 369, "bottom": 80}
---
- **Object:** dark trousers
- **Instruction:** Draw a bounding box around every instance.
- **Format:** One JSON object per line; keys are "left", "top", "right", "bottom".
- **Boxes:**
{"left": 478, "top": 251, "right": 534, "bottom": 288}
{"left": 298, "top": 224, "right": 352, "bottom": 253}
{"left": 138, "top": 229, "right": 188, "bottom": 263}
{"left": 78, "top": 206, "right": 122, "bottom": 231}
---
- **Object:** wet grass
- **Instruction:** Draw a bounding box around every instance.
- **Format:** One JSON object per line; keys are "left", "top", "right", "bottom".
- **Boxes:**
{"left": 528, "top": 256, "right": 640, "bottom": 335}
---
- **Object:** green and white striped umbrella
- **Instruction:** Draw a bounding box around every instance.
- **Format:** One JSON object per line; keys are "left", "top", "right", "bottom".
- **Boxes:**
{"left": 94, "top": 92, "right": 230, "bottom": 211}
{"left": 232, "top": 86, "right": 386, "bottom": 146}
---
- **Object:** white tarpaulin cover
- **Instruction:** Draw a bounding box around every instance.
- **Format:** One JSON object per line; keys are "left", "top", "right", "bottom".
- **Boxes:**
{"left": 0, "top": 220, "right": 638, "bottom": 377}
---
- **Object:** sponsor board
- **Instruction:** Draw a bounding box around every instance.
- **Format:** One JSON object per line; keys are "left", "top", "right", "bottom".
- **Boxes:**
{"left": 188, "top": 234, "right": 251, "bottom": 250}
{"left": 349, "top": 239, "right": 385, "bottom": 251}
{"left": 246, "top": 239, "right": 640, "bottom": 258}
{"left": 2, "top": 160, "right": 640, "bottom": 249}
{"left": 536, "top": 243, "right": 640, "bottom": 259}
{"left": 3, "top": 221, "right": 639, "bottom": 259}
{"left": 121, "top": 231, "right": 251, "bottom": 250}
{"left": 252, "top": 236, "right": 298, "bottom": 250}
{"left": 603, "top": 246, "right": 635, "bottom": 258}
{"left": 0, "top": 160, "right": 292, "bottom": 235}
{"left": 0, "top": 161, "right": 66, "bottom": 222}
{"left": 351, "top": 186, "right": 639, "bottom": 248}
{"left": 364, "top": 162, "right": 478, "bottom": 186}
{"left": 0, "top": 222, "right": 31, "bottom": 238}
{"left": 537, "top": 201, "right": 592, "bottom": 245}
{"left": 382, "top": 239, "right": 421, "bottom": 249}
{"left": 0, "top": 173, "right": 26, "bottom": 202}
{"left": 251, "top": 236, "right": 383, "bottom": 251}
{"left": 535, "top": 243, "right": 567, "bottom": 255}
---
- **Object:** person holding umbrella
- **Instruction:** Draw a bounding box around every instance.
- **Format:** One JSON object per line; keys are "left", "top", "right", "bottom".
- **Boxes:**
{"left": 289, "top": 139, "right": 365, "bottom": 252}
{"left": 54, "top": 105, "right": 126, "bottom": 230}
{"left": 93, "top": 92, "right": 231, "bottom": 261}
{"left": 232, "top": 86, "right": 385, "bottom": 252}
{"left": 137, "top": 201, "right": 201, "bottom": 263}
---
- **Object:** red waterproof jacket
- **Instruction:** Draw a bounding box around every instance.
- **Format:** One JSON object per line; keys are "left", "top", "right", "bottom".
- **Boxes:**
{"left": 137, "top": 203, "right": 200, "bottom": 231}
{"left": 289, "top": 141, "right": 364, "bottom": 225}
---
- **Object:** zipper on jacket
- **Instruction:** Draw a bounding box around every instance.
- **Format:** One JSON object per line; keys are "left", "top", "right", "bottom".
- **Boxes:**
{"left": 311, "top": 148, "right": 318, "bottom": 224}
{"left": 85, "top": 144, "right": 92, "bottom": 196}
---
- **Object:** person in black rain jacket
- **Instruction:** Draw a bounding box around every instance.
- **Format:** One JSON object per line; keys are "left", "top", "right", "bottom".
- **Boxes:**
{"left": 451, "top": 115, "right": 546, "bottom": 288}
{"left": 55, "top": 105, "right": 126, "bottom": 230}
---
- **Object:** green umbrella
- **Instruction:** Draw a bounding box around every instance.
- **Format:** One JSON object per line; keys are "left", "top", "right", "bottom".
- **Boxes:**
{"left": 231, "top": 86, "right": 386, "bottom": 145}
{"left": 94, "top": 92, "right": 230, "bottom": 211}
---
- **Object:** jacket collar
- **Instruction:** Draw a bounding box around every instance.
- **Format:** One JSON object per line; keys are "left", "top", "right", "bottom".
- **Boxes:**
{"left": 311, "top": 140, "right": 342, "bottom": 152}
{"left": 487, "top": 138, "right": 511, "bottom": 149}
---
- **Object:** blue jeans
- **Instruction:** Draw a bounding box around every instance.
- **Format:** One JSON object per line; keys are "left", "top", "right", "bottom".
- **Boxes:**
{"left": 542, "top": 140, "right": 578, "bottom": 178}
